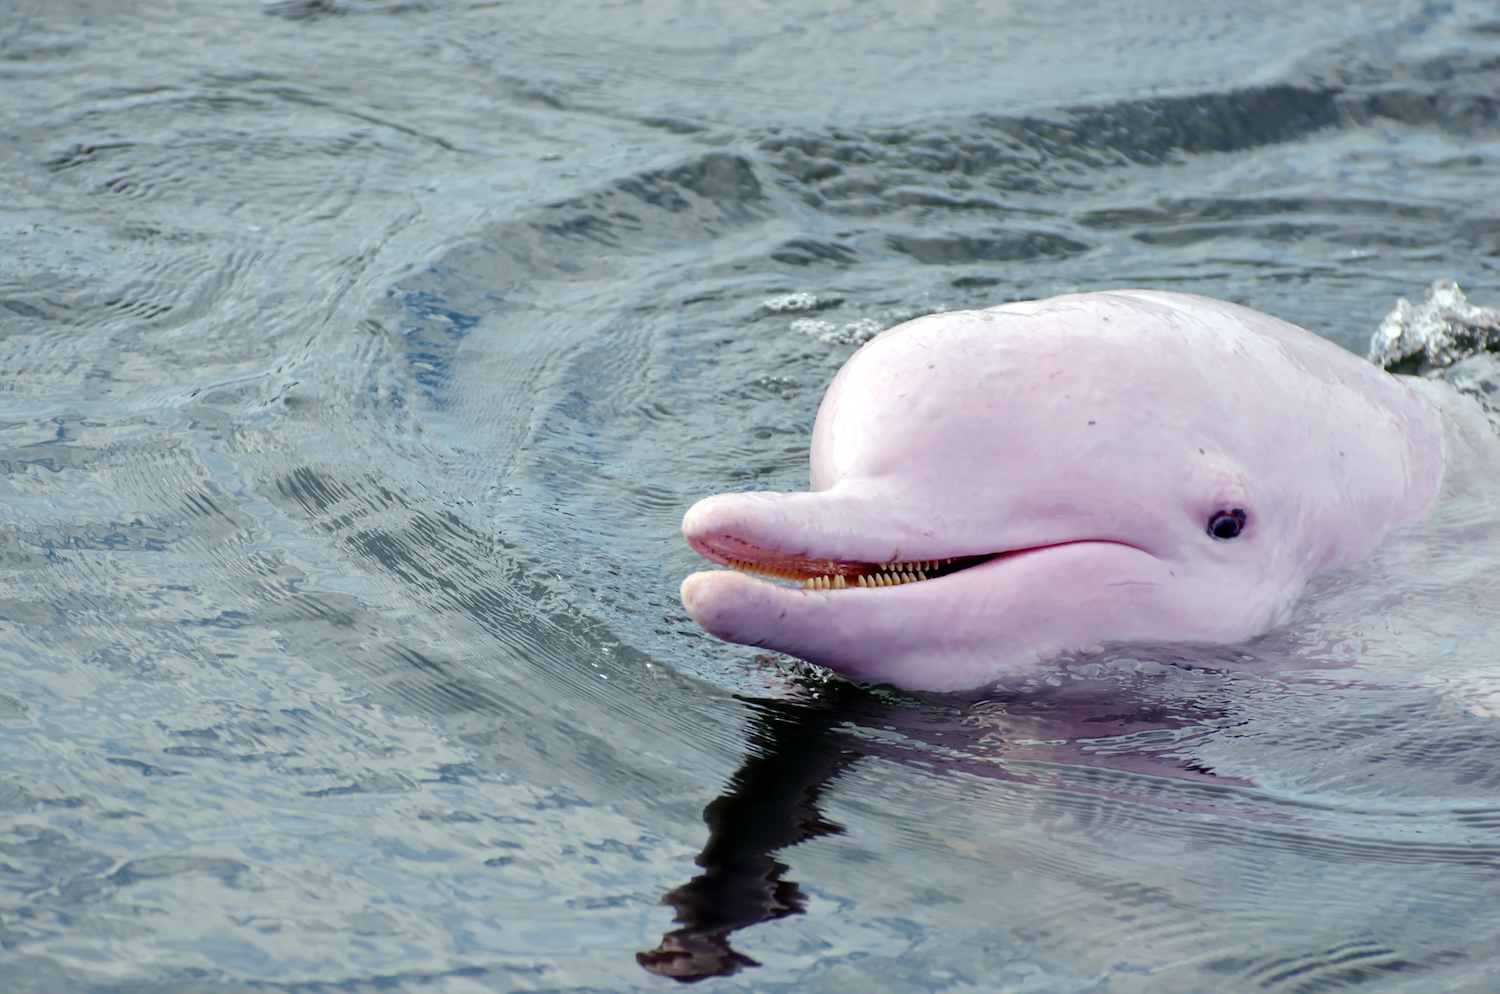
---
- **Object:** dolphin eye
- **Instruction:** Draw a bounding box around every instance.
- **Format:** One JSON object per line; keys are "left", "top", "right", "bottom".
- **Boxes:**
{"left": 1206, "top": 508, "right": 1246, "bottom": 540}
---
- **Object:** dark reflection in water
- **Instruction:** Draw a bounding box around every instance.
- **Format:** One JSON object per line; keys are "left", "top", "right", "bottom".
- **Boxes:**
{"left": 639, "top": 693, "right": 857, "bottom": 981}
{"left": 642, "top": 672, "right": 1252, "bottom": 981}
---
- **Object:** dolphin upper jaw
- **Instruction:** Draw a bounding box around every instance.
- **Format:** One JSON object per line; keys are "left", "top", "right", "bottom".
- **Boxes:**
{"left": 681, "top": 484, "right": 1181, "bottom": 572}
{"left": 681, "top": 487, "right": 949, "bottom": 568}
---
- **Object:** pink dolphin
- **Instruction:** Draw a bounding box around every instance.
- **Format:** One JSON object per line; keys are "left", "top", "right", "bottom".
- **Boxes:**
{"left": 680, "top": 291, "right": 1446, "bottom": 692}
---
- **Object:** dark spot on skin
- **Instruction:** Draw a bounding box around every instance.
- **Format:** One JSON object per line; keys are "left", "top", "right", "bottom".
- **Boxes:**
{"left": 1198, "top": 447, "right": 1205, "bottom": 455}
{"left": 1087, "top": 420, "right": 1096, "bottom": 426}
{"left": 1207, "top": 508, "right": 1246, "bottom": 540}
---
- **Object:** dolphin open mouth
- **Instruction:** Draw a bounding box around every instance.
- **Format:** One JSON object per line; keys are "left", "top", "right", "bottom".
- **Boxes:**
{"left": 724, "top": 553, "right": 999, "bottom": 589}
{"left": 691, "top": 535, "right": 998, "bottom": 590}
{"left": 679, "top": 490, "right": 1183, "bottom": 690}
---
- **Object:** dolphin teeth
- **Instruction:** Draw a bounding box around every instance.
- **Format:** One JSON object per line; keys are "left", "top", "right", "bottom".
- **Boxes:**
{"left": 877, "top": 558, "right": 948, "bottom": 573}
{"left": 724, "top": 553, "right": 991, "bottom": 589}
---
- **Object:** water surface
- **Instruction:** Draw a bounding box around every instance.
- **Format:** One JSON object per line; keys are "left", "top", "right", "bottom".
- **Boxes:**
{"left": 3, "top": 1, "right": 1500, "bottom": 990}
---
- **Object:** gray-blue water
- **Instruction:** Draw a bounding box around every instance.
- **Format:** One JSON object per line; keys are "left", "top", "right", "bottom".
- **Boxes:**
{"left": 4, "top": 1, "right": 1500, "bottom": 990}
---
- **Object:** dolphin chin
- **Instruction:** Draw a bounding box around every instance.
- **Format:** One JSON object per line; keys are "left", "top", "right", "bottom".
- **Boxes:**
{"left": 680, "top": 290, "right": 1445, "bottom": 692}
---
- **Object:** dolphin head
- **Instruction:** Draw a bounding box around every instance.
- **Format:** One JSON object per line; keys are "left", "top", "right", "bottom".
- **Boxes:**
{"left": 681, "top": 291, "right": 1445, "bottom": 692}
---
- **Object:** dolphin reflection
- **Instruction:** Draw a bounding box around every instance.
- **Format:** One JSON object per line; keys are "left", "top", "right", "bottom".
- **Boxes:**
{"left": 639, "top": 670, "right": 1249, "bottom": 981}
{"left": 637, "top": 693, "right": 858, "bottom": 981}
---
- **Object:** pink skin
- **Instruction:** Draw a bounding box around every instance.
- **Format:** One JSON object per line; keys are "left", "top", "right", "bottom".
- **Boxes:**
{"left": 680, "top": 291, "right": 1446, "bottom": 692}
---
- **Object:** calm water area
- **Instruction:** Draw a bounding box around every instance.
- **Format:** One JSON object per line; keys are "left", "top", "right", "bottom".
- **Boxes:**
{"left": 4, "top": 1, "right": 1500, "bottom": 991}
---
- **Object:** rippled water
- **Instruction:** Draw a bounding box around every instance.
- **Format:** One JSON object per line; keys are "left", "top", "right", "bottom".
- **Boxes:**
{"left": 4, "top": 1, "right": 1500, "bottom": 991}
